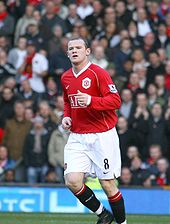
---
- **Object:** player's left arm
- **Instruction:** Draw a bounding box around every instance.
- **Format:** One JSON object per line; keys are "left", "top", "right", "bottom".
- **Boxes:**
{"left": 77, "top": 70, "right": 121, "bottom": 110}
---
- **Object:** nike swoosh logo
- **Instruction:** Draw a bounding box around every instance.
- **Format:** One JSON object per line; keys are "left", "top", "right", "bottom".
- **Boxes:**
{"left": 66, "top": 85, "right": 69, "bottom": 89}
{"left": 103, "top": 171, "right": 109, "bottom": 174}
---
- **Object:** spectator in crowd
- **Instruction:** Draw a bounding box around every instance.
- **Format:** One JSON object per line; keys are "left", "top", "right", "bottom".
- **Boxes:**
{"left": 47, "top": 25, "right": 63, "bottom": 56}
{"left": 97, "top": 22, "right": 120, "bottom": 49}
{"left": 0, "top": 49, "right": 17, "bottom": 84}
{"left": 154, "top": 74, "right": 167, "bottom": 100}
{"left": 147, "top": 83, "right": 164, "bottom": 110}
{"left": 2, "top": 100, "right": 32, "bottom": 182}
{"left": 85, "top": 0, "right": 103, "bottom": 38}
{"left": 146, "top": 144, "right": 163, "bottom": 175}
{"left": 77, "top": 0, "right": 93, "bottom": 20}
{"left": 29, "top": 47, "right": 48, "bottom": 93}
{"left": 48, "top": 122, "right": 69, "bottom": 184}
{"left": 126, "top": 0, "right": 135, "bottom": 12}
{"left": 3, "top": 168, "right": 16, "bottom": 183}
{"left": 158, "top": 0, "right": 170, "bottom": 20}
{"left": 19, "top": 40, "right": 48, "bottom": 93}
{"left": 3, "top": 100, "right": 32, "bottom": 161}
{"left": 0, "top": 1, "right": 15, "bottom": 43}
{"left": 24, "top": 107, "right": 34, "bottom": 122}
{"left": 45, "top": 169, "right": 61, "bottom": 184}
{"left": 120, "top": 88, "right": 135, "bottom": 121}
{"left": 0, "top": 87, "right": 16, "bottom": 129}
{"left": 117, "top": 116, "right": 137, "bottom": 164}
{"left": 148, "top": 1, "right": 162, "bottom": 32}
{"left": 0, "top": 145, "right": 15, "bottom": 175}
{"left": 125, "top": 145, "right": 141, "bottom": 167}
{"left": 23, "top": 115, "right": 50, "bottom": 184}
{"left": 128, "top": 21, "right": 141, "bottom": 48}
{"left": 130, "top": 93, "right": 149, "bottom": 156}
{"left": 103, "top": 6, "right": 116, "bottom": 27}
{"left": 119, "top": 167, "right": 133, "bottom": 186}
{"left": 41, "top": 78, "right": 58, "bottom": 109}
{"left": 65, "top": 3, "right": 80, "bottom": 33}
{"left": 155, "top": 158, "right": 170, "bottom": 186}
{"left": 142, "top": 32, "right": 157, "bottom": 57}
{"left": 18, "top": 40, "right": 37, "bottom": 79}
{"left": 7, "top": 36, "right": 27, "bottom": 71}
{"left": 134, "top": 65, "right": 148, "bottom": 91}
{"left": 49, "top": 37, "right": 71, "bottom": 93}
{"left": 77, "top": 24, "right": 91, "bottom": 43}
{"left": 33, "top": 9, "right": 42, "bottom": 25}
{"left": 19, "top": 77, "right": 39, "bottom": 111}
{"left": 14, "top": 4, "right": 35, "bottom": 45}
{"left": 113, "top": 38, "right": 132, "bottom": 76}
{"left": 40, "top": 1, "right": 67, "bottom": 41}
{"left": 157, "top": 47, "right": 167, "bottom": 63}
{"left": 155, "top": 22, "right": 170, "bottom": 49}
{"left": 52, "top": 95, "right": 64, "bottom": 125}
{"left": 125, "top": 72, "right": 142, "bottom": 95}
{"left": 147, "top": 51, "right": 165, "bottom": 86}
{"left": 3, "top": 77, "right": 18, "bottom": 93}
{"left": 24, "top": 20, "right": 45, "bottom": 50}
{"left": 115, "top": 0, "right": 132, "bottom": 28}
{"left": 91, "top": 45, "right": 108, "bottom": 69}
{"left": 142, "top": 171, "right": 157, "bottom": 188}
{"left": 136, "top": 8, "right": 152, "bottom": 38}
{"left": 53, "top": 0, "right": 68, "bottom": 20}
{"left": 38, "top": 100, "right": 56, "bottom": 135}
{"left": 130, "top": 156, "right": 148, "bottom": 185}
{"left": 132, "top": 48, "right": 149, "bottom": 72}
{"left": 147, "top": 102, "right": 168, "bottom": 152}
{"left": 0, "top": 35, "right": 11, "bottom": 52}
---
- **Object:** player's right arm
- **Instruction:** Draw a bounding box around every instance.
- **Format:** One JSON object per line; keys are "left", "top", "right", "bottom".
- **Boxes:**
{"left": 62, "top": 116, "right": 72, "bottom": 130}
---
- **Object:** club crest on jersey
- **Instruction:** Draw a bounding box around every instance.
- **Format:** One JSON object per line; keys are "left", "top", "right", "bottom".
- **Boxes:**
{"left": 108, "top": 84, "right": 117, "bottom": 93}
{"left": 82, "top": 77, "right": 91, "bottom": 89}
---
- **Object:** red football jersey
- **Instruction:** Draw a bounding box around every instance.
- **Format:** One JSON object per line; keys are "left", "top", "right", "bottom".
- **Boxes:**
{"left": 61, "top": 63, "right": 121, "bottom": 133}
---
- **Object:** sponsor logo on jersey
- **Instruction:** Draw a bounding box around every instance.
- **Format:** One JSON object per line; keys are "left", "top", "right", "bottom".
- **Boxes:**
{"left": 108, "top": 84, "right": 117, "bottom": 93}
{"left": 82, "top": 77, "right": 91, "bottom": 89}
{"left": 68, "top": 94, "right": 87, "bottom": 108}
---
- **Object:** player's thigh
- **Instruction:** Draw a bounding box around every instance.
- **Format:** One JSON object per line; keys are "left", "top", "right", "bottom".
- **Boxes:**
{"left": 64, "top": 134, "right": 92, "bottom": 175}
{"left": 92, "top": 128, "right": 121, "bottom": 179}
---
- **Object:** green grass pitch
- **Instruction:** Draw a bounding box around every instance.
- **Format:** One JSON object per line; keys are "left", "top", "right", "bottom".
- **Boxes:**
{"left": 0, "top": 213, "right": 169, "bottom": 224}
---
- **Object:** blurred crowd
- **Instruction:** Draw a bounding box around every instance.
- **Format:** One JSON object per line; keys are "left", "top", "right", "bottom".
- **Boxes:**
{"left": 0, "top": 0, "right": 170, "bottom": 187}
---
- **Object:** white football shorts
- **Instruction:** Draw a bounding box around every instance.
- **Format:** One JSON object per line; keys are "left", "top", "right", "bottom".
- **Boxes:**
{"left": 64, "top": 127, "right": 121, "bottom": 179}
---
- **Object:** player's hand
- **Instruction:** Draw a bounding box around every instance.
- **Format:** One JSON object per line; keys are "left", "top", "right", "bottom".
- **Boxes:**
{"left": 76, "top": 90, "right": 91, "bottom": 106}
{"left": 62, "top": 117, "right": 72, "bottom": 130}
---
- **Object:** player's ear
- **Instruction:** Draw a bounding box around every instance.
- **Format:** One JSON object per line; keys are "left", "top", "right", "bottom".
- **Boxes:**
{"left": 86, "top": 48, "right": 91, "bottom": 56}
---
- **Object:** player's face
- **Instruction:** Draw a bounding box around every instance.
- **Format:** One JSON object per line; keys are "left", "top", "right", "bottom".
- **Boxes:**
{"left": 67, "top": 39, "right": 90, "bottom": 65}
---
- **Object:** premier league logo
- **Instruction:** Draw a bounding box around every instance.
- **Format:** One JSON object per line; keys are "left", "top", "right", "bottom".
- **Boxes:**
{"left": 82, "top": 77, "right": 91, "bottom": 89}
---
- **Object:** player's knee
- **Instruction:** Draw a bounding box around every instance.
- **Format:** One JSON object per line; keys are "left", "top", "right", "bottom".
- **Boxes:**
{"left": 65, "top": 175, "right": 83, "bottom": 192}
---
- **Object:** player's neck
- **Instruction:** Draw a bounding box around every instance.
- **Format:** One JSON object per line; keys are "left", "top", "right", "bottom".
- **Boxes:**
{"left": 72, "top": 59, "right": 90, "bottom": 74}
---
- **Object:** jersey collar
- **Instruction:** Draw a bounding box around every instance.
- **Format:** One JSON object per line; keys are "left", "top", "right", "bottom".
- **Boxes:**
{"left": 72, "top": 61, "right": 91, "bottom": 78}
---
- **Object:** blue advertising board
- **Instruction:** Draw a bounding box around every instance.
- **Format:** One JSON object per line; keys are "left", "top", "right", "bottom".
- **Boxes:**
{"left": 0, "top": 187, "right": 170, "bottom": 214}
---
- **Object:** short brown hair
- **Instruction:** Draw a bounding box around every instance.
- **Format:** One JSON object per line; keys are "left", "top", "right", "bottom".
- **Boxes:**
{"left": 68, "top": 37, "right": 90, "bottom": 49}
